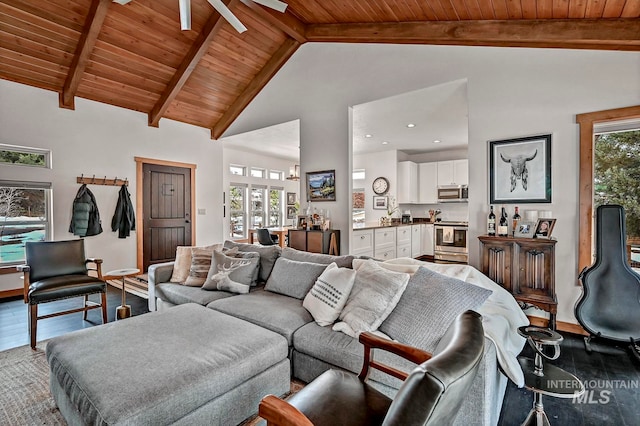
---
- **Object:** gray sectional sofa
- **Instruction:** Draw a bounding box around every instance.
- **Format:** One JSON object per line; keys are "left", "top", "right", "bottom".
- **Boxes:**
{"left": 148, "top": 242, "right": 529, "bottom": 426}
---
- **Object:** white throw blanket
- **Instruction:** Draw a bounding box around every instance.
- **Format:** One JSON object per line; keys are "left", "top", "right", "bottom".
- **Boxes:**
{"left": 383, "top": 258, "right": 529, "bottom": 387}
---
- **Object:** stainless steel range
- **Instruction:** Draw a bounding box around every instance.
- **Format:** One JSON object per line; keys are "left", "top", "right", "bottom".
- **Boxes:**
{"left": 434, "top": 221, "right": 468, "bottom": 264}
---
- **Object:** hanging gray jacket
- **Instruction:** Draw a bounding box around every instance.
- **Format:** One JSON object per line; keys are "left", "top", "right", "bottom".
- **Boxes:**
{"left": 111, "top": 184, "right": 135, "bottom": 238}
{"left": 69, "top": 184, "right": 103, "bottom": 237}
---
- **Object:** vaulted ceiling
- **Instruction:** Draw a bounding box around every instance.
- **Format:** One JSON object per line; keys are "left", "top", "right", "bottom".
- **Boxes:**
{"left": 1, "top": 0, "right": 638, "bottom": 139}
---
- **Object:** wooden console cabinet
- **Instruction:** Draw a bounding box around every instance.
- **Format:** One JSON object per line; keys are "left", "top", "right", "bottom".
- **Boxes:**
{"left": 478, "top": 236, "right": 558, "bottom": 329}
{"left": 288, "top": 229, "right": 340, "bottom": 255}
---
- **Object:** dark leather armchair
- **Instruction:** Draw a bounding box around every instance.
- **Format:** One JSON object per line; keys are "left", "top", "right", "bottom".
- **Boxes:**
{"left": 18, "top": 239, "right": 108, "bottom": 349}
{"left": 256, "top": 228, "right": 278, "bottom": 246}
{"left": 259, "top": 310, "right": 485, "bottom": 426}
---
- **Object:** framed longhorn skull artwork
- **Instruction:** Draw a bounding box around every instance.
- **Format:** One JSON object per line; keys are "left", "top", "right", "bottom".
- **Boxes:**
{"left": 489, "top": 134, "right": 551, "bottom": 204}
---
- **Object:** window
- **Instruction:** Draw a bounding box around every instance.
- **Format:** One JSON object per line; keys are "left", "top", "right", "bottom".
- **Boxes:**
{"left": 577, "top": 105, "right": 640, "bottom": 272}
{"left": 0, "top": 180, "right": 51, "bottom": 265}
{"left": 250, "top": 186, "right": 266, "bottom": 228}
{"left": 250, "top": 168, "right": 265, "bottom": 178}
{"left": 269, "top": 188, "right": 284, "bottom": 226}
{"left": 0, "top": 144, "right": 50, "bottom": 168}
{"left": 352, "top": 188, "right": 365, "bottom": 225}
{"left": 229, "top": 165, "right": 246, "bottom": 176}
{"left": 269, "top": 170, "right": 283, "bottom": 180}
{"left": 353, "top": 169, "right": 366, "bottom": 180}
{"left": 229, "top": 184, "right": 247, "bottom": 238}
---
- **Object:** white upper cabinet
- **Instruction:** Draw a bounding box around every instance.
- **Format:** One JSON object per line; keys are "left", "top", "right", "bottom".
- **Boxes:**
{"left": 397, "top": 161, "right": 419, "bottom": 204}
{"left": 437, "top": 159, "right": 468, "bottom": 186}
{"left": 418, "top": 162, "right": 438, "bottom": 204}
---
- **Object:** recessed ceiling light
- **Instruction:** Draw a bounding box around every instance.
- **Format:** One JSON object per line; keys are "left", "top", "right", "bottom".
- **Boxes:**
{"left": 382, "top": 141, "right": 389, "bottom": 145}
{"left": 365, "top": 134, "right": 372, "bottom": 138}
{"left": 433, "top": 140, "right": 441, "bottom": 144}
{"left": 407, "top": 123, "right": 415, "bottom": 128}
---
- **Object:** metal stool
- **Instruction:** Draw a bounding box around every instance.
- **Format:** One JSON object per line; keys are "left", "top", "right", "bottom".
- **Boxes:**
{"left": 517, "top": 326, "right": 585, "bottom": 426}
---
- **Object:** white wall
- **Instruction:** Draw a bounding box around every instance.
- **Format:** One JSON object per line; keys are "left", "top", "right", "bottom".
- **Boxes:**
{"left": 225, "top": 43, "right": 640, "bottom": 325}
{"left": 222, "top": 146, "right": 301, "bottom": 234}
{"left": 0, "top": 80, "right": 224, "bottom": 292}
{"left": 352, "top": 150, "right": 399, "bottom": 226}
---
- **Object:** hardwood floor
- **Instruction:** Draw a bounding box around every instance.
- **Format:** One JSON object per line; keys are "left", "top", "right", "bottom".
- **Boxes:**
{"left": 0, "top": 285, "right": 149, "bottom": 352}
{"left": 498, "top": 334, "right": 640, "bottom": 425}
{"left": 1, "top": 288, "right": 637, "bottom": 425}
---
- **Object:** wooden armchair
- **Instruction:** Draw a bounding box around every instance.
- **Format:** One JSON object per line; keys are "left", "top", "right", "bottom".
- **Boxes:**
{"left": 18, "top": 239, "right": 108, "bottom": 349}
{"left": 259, "top": 310, "right": 485, "bottom": 426}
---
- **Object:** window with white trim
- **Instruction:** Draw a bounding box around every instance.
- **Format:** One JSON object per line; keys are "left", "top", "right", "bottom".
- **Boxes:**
{"left": 250, "top": 186, "right": 267, "bottom": 228}
{"left": 0, "top": 144, "right": 51, "bottom": 168}
{"left": 229, "top": 184, "right": 247, "bottom": 238}
{"left": 269, "top": 170, "right": 283, "bottom": 180}
{"left": 0, "top": 180, "right": 51, "bottom": 266}
{"left": 268, "top": 187, "right": 284, "bottom": 227}
{"left": 229, "top": 165, "right": 246, "bottom": 176}
{"left": 250, "top": 168, "right": 265, "bottom": 178}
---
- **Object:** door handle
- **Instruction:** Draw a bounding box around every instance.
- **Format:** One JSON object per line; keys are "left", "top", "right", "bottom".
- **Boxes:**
{"left": 185, "top": 220, "right": 191, "bottom": 223}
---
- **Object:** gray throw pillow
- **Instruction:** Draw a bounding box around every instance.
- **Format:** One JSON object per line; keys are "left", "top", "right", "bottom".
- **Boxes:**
{"left": 202, "top": 250, "right": 260, "bottom": 293}
{"left": 379, "top": 266, "right": 493, "bottom": 352}
{"left": 223, "top": 240, "right": 281, "bottom": 282}
{"left": 281, "top": 247, "right": 354, "bottom": 268}
{"left": 264, "top": 257, "right": 328, "bottom": 299}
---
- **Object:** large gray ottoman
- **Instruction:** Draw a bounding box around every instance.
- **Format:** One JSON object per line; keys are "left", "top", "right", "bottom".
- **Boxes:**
{"left": 45, "top": 303, "right": 290, "bottom": 425}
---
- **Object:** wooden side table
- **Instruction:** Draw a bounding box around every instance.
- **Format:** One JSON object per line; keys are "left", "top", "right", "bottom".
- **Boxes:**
{"left": 106, "top": 268, "right": 140, "bottom": 320}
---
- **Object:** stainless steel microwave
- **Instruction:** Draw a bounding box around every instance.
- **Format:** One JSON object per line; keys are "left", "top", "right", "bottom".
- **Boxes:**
{"left": 437, "top": 185, "right": 468, "bottom": 202}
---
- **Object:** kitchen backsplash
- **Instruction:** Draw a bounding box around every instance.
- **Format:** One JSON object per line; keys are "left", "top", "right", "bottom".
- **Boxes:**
{"left": 400, "top": 202, "right": 469, "bottom": 222}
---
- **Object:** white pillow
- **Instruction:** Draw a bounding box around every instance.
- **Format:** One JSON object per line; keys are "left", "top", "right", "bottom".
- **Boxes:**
{"left": 333, "top": 259, "right": 410, "bottom": 338}
{"left": 352, "top": 258, "right": 421, "bottom": 275}
{"left": 303, "top": 263, "right": 356, "bottom": 326}
{"left": 170, "top": 244, "right": 221, "bottom": 283}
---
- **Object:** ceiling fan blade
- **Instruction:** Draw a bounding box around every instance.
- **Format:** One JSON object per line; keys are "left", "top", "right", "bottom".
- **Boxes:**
{"left": 251, "top": 0, "right": 287, "bottom": 13}
{"left": 207, "top": 0, "right": 247, "bottom": 33}
{"left": 178, "top": 0, "right": 191, "bottom": 31}
{"left": 112, "top": 0, "right": 132, "bottom": 4}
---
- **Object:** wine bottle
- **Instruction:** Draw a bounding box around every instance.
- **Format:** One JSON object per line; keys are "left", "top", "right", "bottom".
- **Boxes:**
{"left": 498, "top": 207, "right": 508, "bottom": 237}
{"left": 487, "top": 205, "right": 496, "bottom": 236}
{"left": 512, "top": 206, "right": 521, "bottom": 237}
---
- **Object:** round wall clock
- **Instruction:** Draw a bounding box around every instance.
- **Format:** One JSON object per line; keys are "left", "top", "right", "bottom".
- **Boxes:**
{"left": 372, "top": 177, "right": 390, "bottom": 195}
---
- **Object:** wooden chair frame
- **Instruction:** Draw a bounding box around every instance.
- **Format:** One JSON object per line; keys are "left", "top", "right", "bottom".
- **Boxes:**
{"left": 18, "top": 258, "right": 108, "bottom": 349}
{"left": 259, "top": 331, "right": 433, "bottom": 425}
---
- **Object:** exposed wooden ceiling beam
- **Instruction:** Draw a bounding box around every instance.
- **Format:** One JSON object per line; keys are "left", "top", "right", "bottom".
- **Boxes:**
{"left": 305, "top": 19, "right": 640, "bottom": 51}
{"left": 149, "top": 0, "right": 237, "bottom": 128}
{"left": 59, "top": 0, "right": 111, "bottom": 109}
{"left": 239, "top": 0, "right": 307, "bottom": 44}
{"left": 211, "top": 37, "right": 301, "bottom": 139}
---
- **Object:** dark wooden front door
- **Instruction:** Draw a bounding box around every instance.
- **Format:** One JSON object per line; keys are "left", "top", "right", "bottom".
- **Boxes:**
{"left": 142, "top": 163, "right": 192, "bottom": 271}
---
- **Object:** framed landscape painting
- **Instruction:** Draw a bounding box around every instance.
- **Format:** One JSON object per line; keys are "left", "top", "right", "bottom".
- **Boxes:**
{"left": 489, "top": 134, "right": 552, "bottom": 204}
{"left": 306, "top": 170, "right": 336, "bottom": 202}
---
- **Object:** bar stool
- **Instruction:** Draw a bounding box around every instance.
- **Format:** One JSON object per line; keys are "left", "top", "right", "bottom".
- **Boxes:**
{"left": 517, "top": 326, "right": 585, "bottom": 426}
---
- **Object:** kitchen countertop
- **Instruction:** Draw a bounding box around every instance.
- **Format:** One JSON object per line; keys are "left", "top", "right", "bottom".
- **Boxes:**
{"left": 353, "top": 219, "right": 436, "bottom": 231}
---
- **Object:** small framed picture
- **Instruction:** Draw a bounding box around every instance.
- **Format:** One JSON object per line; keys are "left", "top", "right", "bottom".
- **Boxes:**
{"left": 286, "top": 192, "right": 296, "bottom": 205}
{"left": 297, "top": 215, "right": 308, "bottom": 230}
{"left": 514, "top": 221, "right": 536, "bottom": 238}
{"left": 286, "top": 206, "right": 297, "bottom": 219}
{"left": 373, "top": 196, "right": 388, "bottom": 210}
{"left": 534, "top": 218, "right": 556, "bottom": 239}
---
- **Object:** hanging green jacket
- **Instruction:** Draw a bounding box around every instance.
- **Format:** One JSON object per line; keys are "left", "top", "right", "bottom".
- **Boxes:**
{"left": 69, "top": 184, "right": 103, "bottom": 237}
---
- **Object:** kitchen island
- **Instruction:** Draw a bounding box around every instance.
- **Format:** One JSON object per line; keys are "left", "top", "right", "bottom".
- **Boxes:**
{"left": 352, "top": 220, "right": 434, "bottom": 259}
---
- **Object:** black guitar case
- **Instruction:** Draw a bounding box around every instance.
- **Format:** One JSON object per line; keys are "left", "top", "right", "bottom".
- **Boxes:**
{"left": 575, "top": 205, "right": 640, "bottom": 360}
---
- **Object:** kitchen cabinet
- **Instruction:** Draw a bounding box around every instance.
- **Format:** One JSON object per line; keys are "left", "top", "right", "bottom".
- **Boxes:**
{"left": 396, "top": 225, "right": 412, "bottom": 259}
{"left": 478, "top": 236, "right": 557, "bottom": 329}
{"left": 421, "top": 223, "right": 435, "bottom": 256}
{"left": 374, "top": 227, "right": 396, "bottom": 259}
{"left": 411, "top": 224, "right": 421, "bottom": 258}
{"left": 397, "top": 161, "right": 418, "bottom": 204}
{"left": 352, "top": 229, "right": 374, "bottom": 257}
{"left": 418, "top": 162, "right": 438, "bottom": 204}
{"left": 437, "top": 159, "right": 468, "bottom": 186}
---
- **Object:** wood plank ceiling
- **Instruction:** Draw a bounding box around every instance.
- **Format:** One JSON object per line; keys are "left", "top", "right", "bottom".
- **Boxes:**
{"left": 1, "top": 0, "right": 639, "bottom": 139}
